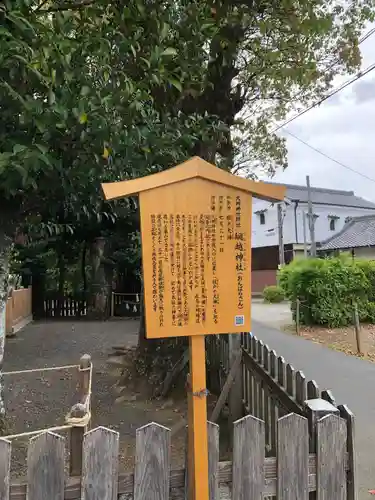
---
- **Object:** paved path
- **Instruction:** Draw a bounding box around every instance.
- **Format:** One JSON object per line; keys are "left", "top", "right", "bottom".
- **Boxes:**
{"left": 252, "top": 319, "right": 375, "bottom": 500}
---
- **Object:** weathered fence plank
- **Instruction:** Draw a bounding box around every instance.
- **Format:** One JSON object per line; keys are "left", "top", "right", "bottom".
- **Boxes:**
{"left": 296, "top": 371, "right": 307, "bottom": 405}
{"left": 208, "top": 422, "right": 219, "bottom": 500}
{"left": 338, "top": 405, "right": 357, "bottom": 500}
{"left": 27, "top": 432, "right": 65, "bottom": 500}
{"left": 307, "top": 380, "right": 319, "bottom": 399}
{"left": 0, "top": 439, "right": 11, "bottom": 500}
{"left": 286, "top": 364, "right": 294, "bottom": 396}
{"left": 277, "top": 413, "right": 309, "bottom": 500}
{"left": 316, "top": 414, "right": 347, "bottom": 500}
{"left": 232, "top": 415, "right": 264, "bottom": 500}
{"left": 278, "top": 356, "right": 285, "bottom": 386}
{"left": 82, "top": 427, "right": 119, "bottom": 500}
{"left": 134, "top": 423, "right": 170, "bottom": 500}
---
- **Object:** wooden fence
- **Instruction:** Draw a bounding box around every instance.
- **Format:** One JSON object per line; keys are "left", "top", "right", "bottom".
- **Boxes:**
{"left": 5, "top": 287, "right": 32, "bottom": 335}
{"left": 111, "top": 292, "right": 141, "bottom": 317}
{"left": 207, "top": 333, "right": 352, "bottom": 457}
{"left": 0, "top": 405, "right": 353, "bottom": 500}
{"left": 43, "top": 292, "right": 141, "bottom": 319}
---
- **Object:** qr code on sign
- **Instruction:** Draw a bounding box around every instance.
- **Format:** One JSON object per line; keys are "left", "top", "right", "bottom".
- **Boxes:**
{"left": 235, "top": 315, "right": 245, "bottom": 326}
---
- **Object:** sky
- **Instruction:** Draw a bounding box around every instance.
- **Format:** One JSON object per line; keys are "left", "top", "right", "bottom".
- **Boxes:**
{"left": 263, "top": 23, "right": 375, "bottom": 202}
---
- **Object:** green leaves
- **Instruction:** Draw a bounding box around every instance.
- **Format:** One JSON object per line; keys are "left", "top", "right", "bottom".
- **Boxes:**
{"left": 80, "top": 86, "right": 90, "bottom": 97}
{"left": 79, "top": 112, "right": 88, "bottom": 124}
{"left": 168, "top": 78, "right": 182, "bottom": 91}
{"left": 161, "top": 47, "right": 177, "bottom": 57}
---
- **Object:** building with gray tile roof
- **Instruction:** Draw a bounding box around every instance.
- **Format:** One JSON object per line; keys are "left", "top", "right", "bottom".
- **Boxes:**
{"left": 319, "top": 214, "right": 375, "bottom": 251}
{"left": 267, "top": 183, "right": 375, "bottom": 210}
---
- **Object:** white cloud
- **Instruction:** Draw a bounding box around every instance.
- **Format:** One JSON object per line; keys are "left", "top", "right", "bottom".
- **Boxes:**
{"left": 266, "top": 23, "right": 375, "bottom": 202}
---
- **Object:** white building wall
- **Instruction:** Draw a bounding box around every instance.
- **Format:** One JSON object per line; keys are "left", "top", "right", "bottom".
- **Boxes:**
{"left": 252, "top": 198, "right": 375, "bottom": 248}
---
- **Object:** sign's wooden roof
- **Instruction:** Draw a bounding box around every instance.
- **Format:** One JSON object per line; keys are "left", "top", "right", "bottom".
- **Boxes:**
{"left": 102, "top": 156, "right": 286, "bottom": 202}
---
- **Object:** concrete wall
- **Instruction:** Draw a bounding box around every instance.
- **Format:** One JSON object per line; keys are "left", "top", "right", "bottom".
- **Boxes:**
{"left": 353, "top": 247, "right": 375, "bottom": 260}
{"left": 252, "top": 198, "right": 375, "bottom": 248}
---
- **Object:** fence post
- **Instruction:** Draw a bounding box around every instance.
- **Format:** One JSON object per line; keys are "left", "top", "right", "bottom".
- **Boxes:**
{"left": 79, "top": 354, "right": 92, "bottom": 402}
{"left": 296, "top": 298, "right": 300, "bottom": 336}
{"left": 228, "top": 334, "right": 243, "bottom": 426}
{"left": 111, "top": 292, "right": 115, "bottom": 318}
{"left": 69, "top": 403, "right": 86, "bottom": 476}
{"left": 304, "top": 398, "right": 339, "bottom": 452}
{"left": 353, "top": 303, "right": 363, "bottom": 355}
{"left": 69, "top": 354, "right": 91, "bottom": 476}
{"left": 304, "top": 398, "right": 340, "bottom": 499}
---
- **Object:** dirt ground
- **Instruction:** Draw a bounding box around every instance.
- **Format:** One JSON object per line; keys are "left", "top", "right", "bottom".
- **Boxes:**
{"left": 283, "top": 322, "right": 375, "bottom": 360}
{"left": 3, "top": 318, "right": 205, "bottom": 480}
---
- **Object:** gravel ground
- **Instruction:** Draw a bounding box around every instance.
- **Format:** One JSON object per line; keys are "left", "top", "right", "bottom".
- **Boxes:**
{"left": 3, "top": 319, "right": 190, "bottom": 479}
{"left": 283, "top": 322, "right": 375, "bottom": 360}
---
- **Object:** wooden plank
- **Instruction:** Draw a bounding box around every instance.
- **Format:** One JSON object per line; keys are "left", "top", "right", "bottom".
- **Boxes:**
{"left": 232, "top": 415, "right": 264, "bottom": 500}
{"left": 278, "top": 356, "right": 285, "bottom": 386}
{"left": 316, "top": 414, "right": 347, "bottom": 500}
{"left": 9, "top": 453, "right": 350, "bottom": 500}
{"left": 69, "top": 404, "right": 86, "bottom": 476}
{"left": 187, "top": 335, "right": 209, "bottom": 500}
{"left": 286, "top": 364, "right": 294, "bottom": 396}
{"left": 269, "top": 395, "right": 277, "bottom": 454}
{"left": 228, "top": 334, "right": 243, "bottom": 424}
{"left": 251, "top": 336, "right": 257, "bottom": 357}
{"left": 307, "top": 380, "right": 319, "bottom": 399}
{"left": 27, "top": 432, "right": 65, "bottom": 500}
{"left": 0, "top": 439, "right": 11, "bottom": 500}
{"left": 134, "top": 423, "right": 170, "bottom": 500}
{"left": 242, "top": 351, "right": 302, "bottom": 415}
{"left": 263, "top": 344, "right": 270, "bottom": 372}
{"left": 270, "top": 350, "right": 277, "bottom": 378}
{"left": 338, "top": 405, "right": 357, "bottom": 500}
{"left": 277, "top": 413, "right": 309, "bottom": 500}
{"left": 296, "top": 371, "right": 307, "bottom": 405}
{"left": 82, "top": 427, "right": 119, "bottom": 500}
{"left": 257, "top": 340, "right": 264, "bottom": 364}
{"left": 208, "top": 422, "right": 219, "bottom": 500}
{"left": 210, "top": 349, "right": 242, "bottom": 423}
{"left": 263, "top": 383, "right": 270, "bottom": 451}
{"left": 321, "top": 389, "right": 336, "bottom": 406}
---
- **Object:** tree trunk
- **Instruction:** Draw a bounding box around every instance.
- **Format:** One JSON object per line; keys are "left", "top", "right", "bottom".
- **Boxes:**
{"left": 0, "top": 235, "right": 11, "bottom": 433}
{"left": 87, "top": 237, "right": 111, "bottom": 320}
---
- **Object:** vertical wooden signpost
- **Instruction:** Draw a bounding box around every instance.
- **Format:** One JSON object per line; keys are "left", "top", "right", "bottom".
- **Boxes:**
{"left": 102, "top": 156, "right": 285, "bottom": 500}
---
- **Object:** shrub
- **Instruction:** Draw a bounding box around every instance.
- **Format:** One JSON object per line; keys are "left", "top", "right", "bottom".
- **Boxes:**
{"left": 263, "top": 285, "right": 284, "bottom": 303}
{"left": 278, "top": 257, "right": 371, "bottom": 327}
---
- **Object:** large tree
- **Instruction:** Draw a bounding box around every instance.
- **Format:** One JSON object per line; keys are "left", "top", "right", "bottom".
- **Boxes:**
{"left": 1, "top": 0, "right": 375, "bottom": 416}
{"left": 0, "top": 0, "right": 220, "bottom": 427}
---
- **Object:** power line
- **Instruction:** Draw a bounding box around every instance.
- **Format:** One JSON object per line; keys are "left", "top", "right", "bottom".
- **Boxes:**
{"left": 234, "top": 27, "right": 375, "bottom": 173}
{"left": 273, "top": 27, "right": 375, "bottom": 131}
{"left": 235, "top": 61, "right": 375, "bottom": 172}
{"left": 284, "top": 129, "right": 375, "bottom": 184}
{"left": 274, "top": 62, "right": 375, "bottom": 132}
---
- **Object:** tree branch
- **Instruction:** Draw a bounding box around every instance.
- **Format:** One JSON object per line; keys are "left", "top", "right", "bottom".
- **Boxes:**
{"left": 36, "top": 0, "right": 95, "bottom": 14}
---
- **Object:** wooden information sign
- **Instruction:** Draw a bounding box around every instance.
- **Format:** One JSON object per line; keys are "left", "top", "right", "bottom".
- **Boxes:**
{"left": 102, "top": 157, "right": 285, "bottom": 500}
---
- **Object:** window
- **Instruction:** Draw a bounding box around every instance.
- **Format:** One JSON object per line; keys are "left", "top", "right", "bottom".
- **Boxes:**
{"left": 259, "top": 212, "right": 266, "bottom": 225}
{"left": 328, "top": 215, "right": 339, "bottom": 231}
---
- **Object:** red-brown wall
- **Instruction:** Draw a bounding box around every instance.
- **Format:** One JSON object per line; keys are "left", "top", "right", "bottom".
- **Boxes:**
{"left": 251, "top": 270, "right": 277, "bottom": 294}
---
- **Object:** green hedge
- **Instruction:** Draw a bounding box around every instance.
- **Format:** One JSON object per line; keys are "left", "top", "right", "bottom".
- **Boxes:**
{"left": 278, "top": 257, "right": 375, "bottom": 327}
{"left": 263, "top": 285, "right": 284, "bottom": 303}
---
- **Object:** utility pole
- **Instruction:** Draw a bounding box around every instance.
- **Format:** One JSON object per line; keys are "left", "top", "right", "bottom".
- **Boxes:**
{"left": 306, "top": 175, "right": 316, "bottom": 257}
{"left": 277, "top": 203, "right": 285, "bottom": 266}
{"left": 302, "top": 211, "right": 308, "bottom": 258}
